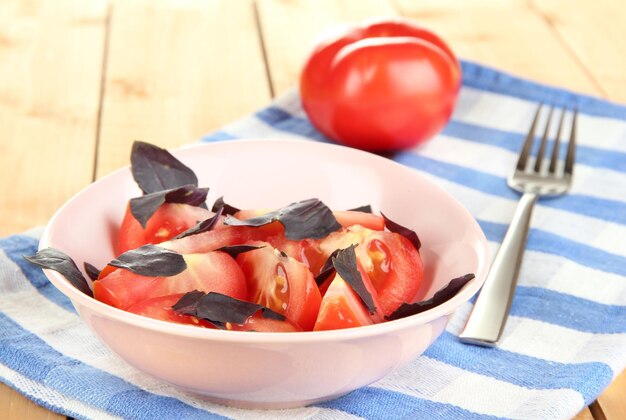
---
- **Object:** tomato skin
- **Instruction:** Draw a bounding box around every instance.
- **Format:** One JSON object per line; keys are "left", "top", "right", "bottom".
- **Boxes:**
{"left": 300, "top": 18, "right": 461, "bottom": 151}
{"left": 94, "top": 251, "right": 247, "bottom": 310}
{"left": 236, "top": 244, "right": 321, "bottom": 331}
{"left": 228, "top": 314, "right": 301, "bottom": 332}
{"left": 127, "top": 294, "right": 215, "bottom": 328}
{"left": 116, "top": 203, "right": 214, "bottom": 255}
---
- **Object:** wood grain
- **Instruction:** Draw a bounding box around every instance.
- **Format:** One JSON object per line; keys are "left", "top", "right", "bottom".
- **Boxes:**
{"left": 0, "top": 0, "right": 108, "bottom": 236}
{"left": 531, "top": 0, "right": 626, "bottom": 102}
{"left": 0, "top": 383, "right": 63, "bottom": 420}
{"left": 256, "top": 0, "right": 397, "bottom": 95}
{"left": 394, "top": 0, "right": 601, "bottom": 97}
{"left": 96, "top": 0, "right": 272, "bottom": 178}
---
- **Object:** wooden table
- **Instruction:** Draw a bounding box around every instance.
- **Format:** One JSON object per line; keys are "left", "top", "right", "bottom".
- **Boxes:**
{"left": 1, "top": 0, "right": 624, "bottom": 418}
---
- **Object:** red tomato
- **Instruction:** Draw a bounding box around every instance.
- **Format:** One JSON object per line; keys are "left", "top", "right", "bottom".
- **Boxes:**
{"left": 236, "top": 244, "right": 321, "bottom": 331}
{"left": 314, "top": 274, "right": 373, "bottom": 331}
{"left": 227, "top": 313, "right": 301, "bottom": 333}
{"left": 333, "top": 210, "right": 384, "bottom": 231}
{"left": 94, "top": 251, "right": 247, "bottom": 310}
{"left": 300, "top": 18, "right": 461, "bottom": 151}
{"left": 321, "top": 226, "right": 424, "bottom": 316}
{"left": 116, "top": 203, "right": 214, "bottom": 255}
{"left": 127, "top": 294, "right": 215, "bottom": 328}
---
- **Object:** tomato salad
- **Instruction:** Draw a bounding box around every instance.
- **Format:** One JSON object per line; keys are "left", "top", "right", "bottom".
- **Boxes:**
{"left": 25, "top": 141, "right": 474, "bottom": 333}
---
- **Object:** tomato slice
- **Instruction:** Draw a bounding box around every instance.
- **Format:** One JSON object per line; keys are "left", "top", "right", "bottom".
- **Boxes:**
{"left": 227, "top": 313, "right": 301, "bottom": 332}
{"left": 265, "top": 235, "right": 326, "bottom": 275}
{"left": 236, "top": 244, "right": 321, "bottom": 331}
{"left": 116, "top": 203, "right": 214, "bottom": 255}
{"left": 159, "top": 224, "right": 259, "bottom": 254}
{"left": 94, "top": 251, "right": 247, "bottom": 310}
{"left": 314, "top": 274, "right": 373, "bottom": 331}
{"left": 321, "top": 225, "right": 424, "bottom": 316}
{"left": 127, "top": 294, "right": 215, "bottom": 328}
{"left": 333, "top": 210, "right": 384, "bottom": 231}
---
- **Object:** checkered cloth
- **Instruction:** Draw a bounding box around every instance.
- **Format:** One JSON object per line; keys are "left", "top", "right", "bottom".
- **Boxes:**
{"left": 2, "top": 61, "right": 625, "bottom": 419}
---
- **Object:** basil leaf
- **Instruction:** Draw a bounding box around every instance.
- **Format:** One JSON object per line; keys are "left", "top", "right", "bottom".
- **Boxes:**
{"left": 109, "top": 245, "right": 187, "bottom": 277}
{"left": 24, "top": 248, "right": 93, "bottom": 297}
{"left": 314, "top": 249, "right": 341, "bottom": 286}
{"left": 131, "top": 141, "right": 198, "bottom": 194}
{"left": 174, "top": 207, "right": 223, "bottom": 240}
{"left": 172, "top": 291, "right": 285, "bottom": 329}
{"left": 381, "top": 212, "right": 421, "bottom": 250}
{"left": 224, "top": 198, "right": 341, "bottom": 240}
{"left": 84, "top": 262, "right": 101, "bottom": 281}
{"left": 332, "top": 245, "right": 376, "bottom": 314}
{"left": 215, "top": 245, "right": 264, "bottom": 259}
{"left": 348, "top": 205, "right": 372, "bottom": 213}
{"left": 211, "top": 196, "right": 240, "bottom": 216}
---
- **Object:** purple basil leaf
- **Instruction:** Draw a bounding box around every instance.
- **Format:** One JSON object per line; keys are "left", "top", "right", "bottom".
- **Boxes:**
{"left": 385, "top": 273, "right": 475, "bottom": 321}
{"left": 109, "top": 244, "right": 187, "bottom": 277}
{"left": 173, "top": 291, "right": 285, "bottom": 329}
{"left": 24, "top": 248, "right": 93, "bottom": 297}
{"left": 348, "top": 205, "right": 372, "bottom": 213}
{"left": 174, "top": 207, "right": 223, "bottom": 240}
{"left": 381, "top": 212, "right": 421, "bottom": 251}
{"left": 171, "top": 289, "right": 205, "bottom": 314}
{"left": 215, "top": 245, "right": 264, "bottom": 259}
{"left": 84, "top": 262, "right": 101, "bottom": 281}
{"left": 332, "top": 245, "right": 376, "bottom": 314}
{"left": 130, "top": 185, "right": 209, "bottom": 228}
{"left": 314, "top": 249, "right": 341, "bottom": 286}
{"left": 131, "top": 141, "right": 198, "bottom": 194}
{"left": 211, "top": 196, "right": 241, "bottom": 216}
{"left": 224, "top": 198, "right": 341, "bottom": 240}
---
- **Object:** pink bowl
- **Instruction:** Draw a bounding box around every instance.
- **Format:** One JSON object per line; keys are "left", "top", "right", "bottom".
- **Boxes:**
{"left": 40, "top": 139, "right": 489, "bottom": 408}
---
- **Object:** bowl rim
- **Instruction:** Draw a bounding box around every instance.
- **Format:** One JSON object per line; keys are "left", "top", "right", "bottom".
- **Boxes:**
{"left": 39, "top": 138, "right": 489, "bottom": 344}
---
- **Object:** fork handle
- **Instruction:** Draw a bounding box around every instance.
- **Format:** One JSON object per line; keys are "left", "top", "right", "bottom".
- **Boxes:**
{"left": 459, "top": 192, "right": 538, "bottom": 346}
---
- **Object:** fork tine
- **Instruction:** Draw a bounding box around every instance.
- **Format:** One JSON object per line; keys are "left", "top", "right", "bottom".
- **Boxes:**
{"left": 516, "top": 104, "right": 542, "bottom": 171}
{"left": 564, "top": 108, "right": 578, "bottom": 175}
{"left": 548, "top": 109, "right": 566, "bottom": 173}
{"left": 533, "top": 106, "right": 553, "bottom": 172}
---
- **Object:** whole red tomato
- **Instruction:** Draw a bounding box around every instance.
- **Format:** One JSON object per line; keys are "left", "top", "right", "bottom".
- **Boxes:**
{"left": 300, "top": 18, "right": 462, "bottom": 151}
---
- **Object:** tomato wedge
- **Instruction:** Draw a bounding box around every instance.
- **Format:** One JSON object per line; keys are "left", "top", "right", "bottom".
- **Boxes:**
{"left": 333, "top": 210, "right": 384, "bottom": 231}
{"left": 236, "top": 244, "right": 321, "bottom": 331}
{"left": 94, "top": 251, "right": 247, "bottom": 310}
{"left": 227, "top": 313, "right": 301, "bottom": 332}
{"left": 116, "top": 203, "right": 214, "bottom": 255}
{"left": 321, "top": 225, "right": 423, "bottom": 316}
{"left": 314, "top": 274, "right": 373, "bottom": 331}
{"left": 127, "top": 294, "right": 215, "bottom": 328}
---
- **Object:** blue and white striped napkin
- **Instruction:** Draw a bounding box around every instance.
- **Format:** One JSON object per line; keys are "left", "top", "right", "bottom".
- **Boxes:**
{"left": 2, "top": 61, "right": 625, "bottom": 419}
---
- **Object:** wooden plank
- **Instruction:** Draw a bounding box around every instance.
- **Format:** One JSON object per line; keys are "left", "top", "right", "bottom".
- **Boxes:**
{"left": 395, "top": 0, "right": 602, "bottom": 97}
{"left": 530, "top": 0, "right": 626, "bottom": 102}
{"left": 96, "top": 0, "right": 272, "bottom": 179}
{"left": 256, "top": 0, "right": 397, "bottom": 96}
{"left": 573, "top": 405, "right": 595, "bottom": 420}
{"left": 0, "top": 0, "right": 108, "bottom": 236}
{"left": 0, "top": 383, "right": 63, "bottom": 420}
{"left": 592, "top": 369, "right": 626, "bottom": 420}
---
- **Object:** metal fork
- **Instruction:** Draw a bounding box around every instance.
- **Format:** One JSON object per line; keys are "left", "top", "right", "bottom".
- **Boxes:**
{"left": 459, "top": 104, "right": 578, "bottom": 346}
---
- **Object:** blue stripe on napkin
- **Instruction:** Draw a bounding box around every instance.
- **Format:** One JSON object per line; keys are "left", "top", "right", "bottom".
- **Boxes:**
{"left": 319, "top": 387, "right": 505, "bottom": 420}
{"left": 443, "top": 121, "right": 626, "bottom": 173}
